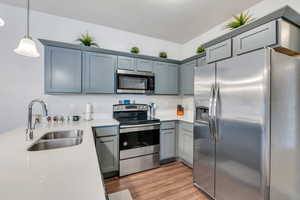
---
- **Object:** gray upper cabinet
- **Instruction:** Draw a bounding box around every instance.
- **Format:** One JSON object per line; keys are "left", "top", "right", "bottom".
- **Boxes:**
{"left": 45, "top": 46, "right": 82, "bottom": 94}
{"left": 180, "top": 60, "right": 196, "bottom": 95}
{"left": 233, "top": 21, "right": 277, "bottom": 55}
{"left": 154, "top": 62, "right": 179, "bottom": 95}
{"left": 135, "top": 59, "right": 153, "bottom": 72}
{"left": 117, "top": 56, "right": 135, "bottom": 71}
{"left": 83, "top": 52, "right": 117, "bottom": 94}
{"left": 206, "top": 39, "right": 232, "bottom": 63}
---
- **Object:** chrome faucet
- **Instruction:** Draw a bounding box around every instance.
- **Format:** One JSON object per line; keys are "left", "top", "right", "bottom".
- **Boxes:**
{"left": 26, "top": 99, "right": 48, "bottom": 140}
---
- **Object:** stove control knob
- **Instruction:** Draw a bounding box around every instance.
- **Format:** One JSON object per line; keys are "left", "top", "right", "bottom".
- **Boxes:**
{"left": 123, "top": 141, "right": 128, "bottom": 147}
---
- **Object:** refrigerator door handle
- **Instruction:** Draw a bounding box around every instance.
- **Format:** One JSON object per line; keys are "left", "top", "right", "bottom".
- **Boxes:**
{"left": 208, "top": 84, "right": 215, "bottom": 140}
{"left": 213, "top": 84, "right": 220, "bottom": 142}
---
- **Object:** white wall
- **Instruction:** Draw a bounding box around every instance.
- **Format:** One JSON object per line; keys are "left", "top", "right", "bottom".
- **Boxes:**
{"left": 182, "top": 0, "right": 300, "bottom": 59}
{"left": 0, "top": 3, "right": 183, "bottom": 133}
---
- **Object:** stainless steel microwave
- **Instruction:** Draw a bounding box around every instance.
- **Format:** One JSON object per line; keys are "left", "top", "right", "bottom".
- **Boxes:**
{"left": 116, "top": 70, "right": 155, "bottom": 94}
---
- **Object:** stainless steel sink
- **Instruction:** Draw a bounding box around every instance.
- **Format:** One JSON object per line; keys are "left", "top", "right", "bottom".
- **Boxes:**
{"left": 27, "top": 129, "right": 84, "bottom": 151}
{"left": 28, "top": 138, "right": 83, "bottom": 151}
{"left": 41, "top": 129, "right": 83, "bottom": 140}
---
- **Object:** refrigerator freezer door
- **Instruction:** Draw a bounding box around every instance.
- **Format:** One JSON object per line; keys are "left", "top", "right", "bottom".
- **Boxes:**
{"left": 193, "top": 61, "right": 216, "bottom": 198}
{"left": 270, "top": 50, "right": 300, "bottom": 200}
{"left": 215, "top": 49, "right": 269, "bottom": 200}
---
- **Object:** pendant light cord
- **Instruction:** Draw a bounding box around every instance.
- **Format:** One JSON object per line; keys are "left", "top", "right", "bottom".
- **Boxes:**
{"left": 26, "top": 0, "right": 30, "bottom": 38}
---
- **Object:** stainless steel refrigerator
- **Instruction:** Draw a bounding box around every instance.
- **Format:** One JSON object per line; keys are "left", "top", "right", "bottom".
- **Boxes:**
{"left": 193, "top": 48, "right": 300, "bottom": 200}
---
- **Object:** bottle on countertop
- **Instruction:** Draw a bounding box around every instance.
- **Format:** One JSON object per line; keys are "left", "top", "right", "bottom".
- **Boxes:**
{"left": 177, "top": 105, "right": 184, "bottom": 116}
{"left": 85, "top": 103, "right": 93, "bottom": 121}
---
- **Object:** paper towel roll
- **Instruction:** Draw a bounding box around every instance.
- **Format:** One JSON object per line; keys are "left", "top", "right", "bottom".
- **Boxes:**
{"left": 86, "top": 103, "right": 93, "bottom": 113}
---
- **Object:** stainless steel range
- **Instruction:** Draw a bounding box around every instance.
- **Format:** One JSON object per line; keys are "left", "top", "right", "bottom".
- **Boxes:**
{"left": 113, "top": 104, "right": 160, "bottom": 176}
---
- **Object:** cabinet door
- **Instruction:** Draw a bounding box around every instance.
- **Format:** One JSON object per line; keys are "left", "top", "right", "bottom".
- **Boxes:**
{"left": 183, "top": 131, "right": 193, "bottom": 165}
{"left": 154, "top": 62, "right": 169, "bottom": 94}
{"left": 160, "top": 129, "right": 176, "bottom": 160}
{"left": 180, "top": 60, "right": 196, "bottom": 95}
{"left": 167, "top": 64, "right": 179, "bottom": 94}
{"left": 45, "top": 46, "right": 82, "bottom": 93}
{"left": 136, "top": 59, "right": 153, "bottom": 72}
{"left": 154, "top": 62, "right": 179, "bottom": 95}
{"left": 206, "top": 39, "right": 232, "bottom": 63}
{"left": 83, "top": 52, "right": 117, "bottom": 93}
{"left": 117, "top": 56, "right": 135, "bottom": 71}
{"left": 95, "top": 136, "right": 118, "bottom": 173}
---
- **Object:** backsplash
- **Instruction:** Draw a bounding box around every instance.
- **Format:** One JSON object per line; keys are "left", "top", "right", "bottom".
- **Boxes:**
{"left": 43, "top": 94, "right": 183, "bottom": 119}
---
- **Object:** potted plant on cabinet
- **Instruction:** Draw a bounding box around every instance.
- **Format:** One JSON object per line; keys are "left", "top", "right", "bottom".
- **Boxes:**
{"left": 77, "top": 33, "right": 99, "bottom": 47}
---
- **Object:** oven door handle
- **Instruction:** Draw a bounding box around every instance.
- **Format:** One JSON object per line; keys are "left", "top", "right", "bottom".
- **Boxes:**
{"left": 120, "top": 123, "right": 161, "bottom": 129}
{"left": 120, "top": 123, "right": 161, "bottom": 134}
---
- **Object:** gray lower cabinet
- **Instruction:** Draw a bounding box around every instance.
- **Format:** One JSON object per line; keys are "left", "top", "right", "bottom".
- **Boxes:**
{"left": 160, "top": 121, "right": 176, "bottom": 162}
{"left": 178, "top": 121, "right": 193, "bottom": 167}
{"left": 83, "top": 52, "right": 117, "bottom": 93}
{"left": 117, "top": 56, "right": 135, "bottom": 71}
{"left": 94, "top": 126, "right": 119, "bottom": 178}
{"left": 180, "top": 60, "right": 196, "bottom": 95}
{"left": 45, "top": 46, "right": 82, "bottom": 94}
{"left": 154, "top": 62, "right": 179, "bottom": 95}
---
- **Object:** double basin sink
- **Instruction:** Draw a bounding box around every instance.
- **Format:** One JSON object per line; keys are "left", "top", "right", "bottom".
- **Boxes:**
{"left": 28, "top": 129, "right": 83, "bottom": 151}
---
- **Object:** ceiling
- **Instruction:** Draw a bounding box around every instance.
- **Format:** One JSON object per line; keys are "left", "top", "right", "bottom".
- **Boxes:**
{"left": 0, "top": 0, "right": 263, "bottom": 43}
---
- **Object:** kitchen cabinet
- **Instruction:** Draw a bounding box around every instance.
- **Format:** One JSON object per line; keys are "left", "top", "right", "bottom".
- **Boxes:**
{"left": 117, "top": 56, "right": 135, "bottom": 71}
{"left": 135, "top": 58, "right": 153, "bottom": 72}
{"left": 180, "top": 60, "right": 196, "bottom": 95}
{"left": 45, "top": 46, "right": 82, "bottom": 94}
{"left": 233, "top": 21, "right": 277, "bottom": 55}
{"left": 154, "top": 62, "right": 179, "bottom": 95}
{"left": 83, "top": 52, "right": 117, "bottom": 94}
{"left": 178, "top": 121, "right": 193, "bottom": 167}
{"left": 206, "top": 39, "right": 232, "bottom": 63}
{"left": 160, "top": 121, "right": 176, "bottom": 162}
{"left": 94, "top": 126, "right": 119, "bottom": 178}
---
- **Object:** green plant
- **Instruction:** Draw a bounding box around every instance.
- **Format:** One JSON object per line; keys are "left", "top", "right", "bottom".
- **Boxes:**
{"left": 226, "top": 12, "right": 253, "bottom": 30}
{"left": 159, "top": 51, "right": 168, "bottom": 58}
{"left": 131, "top": 47, "right": 140, "bottom": 54}
{"left": 77, "top": 33, "right": 99, "bottom": 47}
{"left": 196, "top": 46, "right": 205, "bottom": 54}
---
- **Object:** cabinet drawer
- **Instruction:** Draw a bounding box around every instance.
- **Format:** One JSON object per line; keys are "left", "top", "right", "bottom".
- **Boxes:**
{"left": 179, "top": 121, "right": 193, "bottom": 133}
{"left": 94, "top": 126, "right": 118, "bottom": 137}
{"left": 206, "top": 39, "right": 232, "bottom": 63}
{"left": 161, "top": 121, "right": 176, "bottom": 130}
{"left": 233, "top": 21, "right": 277, "bottom": 55}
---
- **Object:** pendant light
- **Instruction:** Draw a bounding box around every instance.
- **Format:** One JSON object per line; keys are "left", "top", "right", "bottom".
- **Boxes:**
{"left": 14, "top": 0, "right": 40, "bottom": 57}
{"left": 0, "top": 17, "right": 5, "bottom": 27}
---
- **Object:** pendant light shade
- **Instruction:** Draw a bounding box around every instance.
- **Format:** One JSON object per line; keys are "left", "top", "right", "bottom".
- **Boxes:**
{"left": 14, "top": 0, "right": 40, "bottom": 57}
{"left": 0, "top": 17, "right": 4, "bottom": 27}
{"left": 14, "top": 37, "right": 40, "bottom": 57}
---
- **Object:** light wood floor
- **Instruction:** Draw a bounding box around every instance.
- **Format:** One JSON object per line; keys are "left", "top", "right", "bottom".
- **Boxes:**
{"left": 105, "top": 161, "right": 209, "bottom": 200}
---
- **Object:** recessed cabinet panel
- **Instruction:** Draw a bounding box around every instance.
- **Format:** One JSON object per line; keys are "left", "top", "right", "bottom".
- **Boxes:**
{"left": 206, "top": 39, "right": 232, "bottom": 63}
{"left": 83, "top": 52, "right": 117, "bottom": 94}
{"left": 96, "top": 136, "right": 118, "bottom": 174}
{"left": 117, "top": 56, "right": 135, "bottom": 71}
{"left": 233, "top": 21, "right": 277, "bottom": 55}
{"left": 178, "top": 121, "right": 194, "bottom": 166}
{"left": 154, "top": 62, "right": 179, "bottom": 95}
{"left": 180, "top": 60, "right": 196, "bottom": 95}
{"left": 45, "top": 46, "right": 82, "bottom": 93}
{"left": 161, "top": 129, "right": 176, "bottom": 160}
{"left": 136, "top": 59, "right": 153, "bottom": 72}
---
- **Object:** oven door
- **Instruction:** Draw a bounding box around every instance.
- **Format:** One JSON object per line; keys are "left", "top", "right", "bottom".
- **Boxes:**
{"left": 116, "top": 70, "right": 154, "bottom": 94}
{"left": 119, "top": 124, "right": 160, "bottom": 159}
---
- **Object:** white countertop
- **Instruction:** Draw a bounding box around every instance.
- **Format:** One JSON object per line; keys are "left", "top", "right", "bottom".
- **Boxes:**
{"left": 0, "top": 115, "right": 192, "bottom": 200}
{"left": 0, "top": 118, "right": 119, "bottom": 200}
